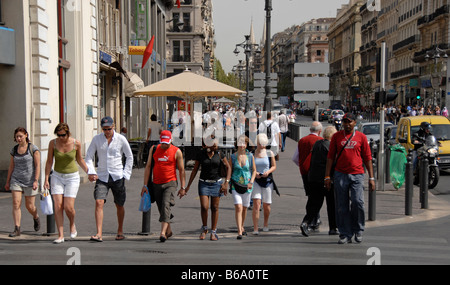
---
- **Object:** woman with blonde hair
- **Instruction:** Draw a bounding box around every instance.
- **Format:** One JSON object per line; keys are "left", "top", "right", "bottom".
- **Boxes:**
{"left": 251, "top": 133, "right": 277, "bottom": 234}
{"left": 44, "top": 123, "right": 89, "bottom": 244}
{"left": 229, "top": 135, "right": 256, "bottom": 239}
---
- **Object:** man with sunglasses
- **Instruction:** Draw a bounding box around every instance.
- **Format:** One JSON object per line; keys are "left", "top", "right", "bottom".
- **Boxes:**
{"left": 85, "top": 116, "right": 133, "bottom": 242}
{"left": 324, "top": 113, "right": 375, "bottom": 244}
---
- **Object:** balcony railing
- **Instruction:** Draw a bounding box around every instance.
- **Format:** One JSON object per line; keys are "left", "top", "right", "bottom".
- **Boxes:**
{"left": 393, "top": 35, "right": 420, "bottom": 52}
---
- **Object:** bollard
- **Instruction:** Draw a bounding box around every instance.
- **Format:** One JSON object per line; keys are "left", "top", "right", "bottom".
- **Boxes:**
{"left": 405, "top": 153, "right": 413, "bottom": 215}
{"left": 368, "top": 185, "right": 376, "bottom": 221}
{"left": 419, "top": 158, "right": 429, "bottom": 209}
{"left": 138, "top": 210, "right": 151, "bottom": 235}
{"left": 44, "top": 175, "right": 56, "bottom": 236}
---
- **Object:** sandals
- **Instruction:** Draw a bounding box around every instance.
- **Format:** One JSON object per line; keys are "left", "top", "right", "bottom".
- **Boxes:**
{"left": 90, "top": 235, "right": 103, "bottom": 242}
{"left": 210, "top": 230, "right": 219, "bottom": 241}
{"left": 199, "top": 226, "right": 208, "bottom": 240}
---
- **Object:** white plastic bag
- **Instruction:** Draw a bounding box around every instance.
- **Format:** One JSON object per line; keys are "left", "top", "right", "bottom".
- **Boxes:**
{"left": 292, "top": 147, "right": 299, "bottom": 166}
{"left": 40, "top": 189, "right": 53, "bottom": 215}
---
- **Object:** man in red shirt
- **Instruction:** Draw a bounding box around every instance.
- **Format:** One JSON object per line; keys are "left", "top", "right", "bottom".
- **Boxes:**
{"left": 297, "top": 121, "right": 323, "bottom": 230}
{"left": 324, "top": 113, "right": 375, "bottom": 244}
{"left": 142, "top": 130, "right": 186, "bottom": 242}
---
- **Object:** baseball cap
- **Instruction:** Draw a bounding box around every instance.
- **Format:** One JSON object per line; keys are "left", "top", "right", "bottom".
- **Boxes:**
{"left": 101, "top": 116, "right": 114, "bottom": 127}
{"left": 343, "top": 113, "right": 356, "bottom": 122}
{"left": 160, "top": 130, "right": 172, "bottom": 144}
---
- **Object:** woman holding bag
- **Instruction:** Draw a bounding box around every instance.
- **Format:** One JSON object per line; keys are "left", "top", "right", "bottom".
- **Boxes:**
{"left": 5, "top": 127, "right": 41, "bottom": 237}
{"left": 44, "top": 123, "right": 89, "bottom": 244}
{"left": 229, "top": 135, "right": 256, "bottom": 240}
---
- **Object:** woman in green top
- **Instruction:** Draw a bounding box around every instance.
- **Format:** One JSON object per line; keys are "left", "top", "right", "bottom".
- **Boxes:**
{"left": 44, "top": 123, "right": 89, "bottom": 244}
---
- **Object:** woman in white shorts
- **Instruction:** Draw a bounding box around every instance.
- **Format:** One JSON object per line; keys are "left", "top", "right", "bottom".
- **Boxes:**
{"left": 229, "top": 135, "right": 256, "bottom": 240}
{"left": 5, "top": 127, "right": 41, "bottom": 238}
{"left": 252, "top": 133, "right": 277, "bottom": 234}
{"left": 44, "top": 123, "right": 89, "bottom": 244}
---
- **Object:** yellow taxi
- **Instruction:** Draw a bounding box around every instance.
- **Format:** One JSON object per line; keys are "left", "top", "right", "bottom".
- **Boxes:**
{"left": 396, "top": 115, "right": 450, "bottom": 169}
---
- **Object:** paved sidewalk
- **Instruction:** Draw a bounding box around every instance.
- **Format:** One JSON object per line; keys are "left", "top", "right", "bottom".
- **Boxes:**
{"left": 1, "top": 137, "right": 449, "bottom": 242}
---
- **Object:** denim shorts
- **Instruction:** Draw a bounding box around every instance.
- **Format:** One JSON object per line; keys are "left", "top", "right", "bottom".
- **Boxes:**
{"left": 198, "top": 179, "right": 223, "bottom": 197}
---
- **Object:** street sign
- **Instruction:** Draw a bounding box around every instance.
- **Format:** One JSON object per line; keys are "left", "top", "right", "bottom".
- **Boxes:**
{"left": 294, "top": 77, "right": 329, "bottom": 91}
{"left": 294, "top": 93, "right": 329, "bottom": 102}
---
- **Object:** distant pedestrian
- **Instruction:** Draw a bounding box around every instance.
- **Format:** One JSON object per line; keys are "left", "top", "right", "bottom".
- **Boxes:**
{"left": 5, "top": 127, "right": 41, "bottom": 238}
{"left": 44, "top": 123, "right": 89, "bottom": 244}
{"left": 146, "top": 114, "right": 162, "bottom": 162}
{"left": 229, "top": 135, "right": 256, "bottom": 239}
{"left": 442, "top": 107, "right": 448, "bottom": 117}
{"left": 251, "top": 133, "right": 277, "bottom": 234}
{"left": 185, "top": 138, "right": 231, "bottom": 240}
{"left": 324, "top": 113, "right": 375, "bottom": 244}
{"left": 142, "top": 130, "right": 186, "bottom": 242}
{"left": 300, "top": 126, "right": 338, "bottom": 237}
{"left": 278, "top": 110, "right": 289, "bottom": 152}
{"left": 297, "top": 121, "right": 323, "bottom": 229}
{"left": 85, "top": 116, "right": 134, "bottom": 242}
{"left": 258, "top": 112, "right": 281, "bottom": 160}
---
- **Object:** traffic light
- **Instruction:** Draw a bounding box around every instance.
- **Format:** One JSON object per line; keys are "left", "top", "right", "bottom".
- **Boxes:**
{"left": 374, "top": 91, "right": 398, "bottom": 104}
{"left": 385, "top": 91, "right": 398, "bottom": 103}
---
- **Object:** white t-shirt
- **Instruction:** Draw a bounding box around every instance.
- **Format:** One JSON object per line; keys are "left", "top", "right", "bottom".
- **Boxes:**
{"left": 148, "top": 121, "right": 162, "bottom": 141}
{"left": 258, "top": 120, "right": 280, "bottom": 146}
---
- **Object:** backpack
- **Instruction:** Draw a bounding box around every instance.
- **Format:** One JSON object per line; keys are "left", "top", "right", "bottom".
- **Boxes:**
{"left": 266, "top": 122, "right": 273, "bottom": 141}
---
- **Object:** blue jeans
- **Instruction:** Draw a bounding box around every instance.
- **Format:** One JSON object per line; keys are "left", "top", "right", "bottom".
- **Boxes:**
{"left": 281, "top": 132, "right": 287, "bottom": 151}
{"left": 333, "top": 171, "right": 365, "bottom": 239}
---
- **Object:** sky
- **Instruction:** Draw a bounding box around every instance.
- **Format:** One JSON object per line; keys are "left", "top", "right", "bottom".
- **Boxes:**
{"left": 211, "top": 0, "right": 350, "bottom": 73}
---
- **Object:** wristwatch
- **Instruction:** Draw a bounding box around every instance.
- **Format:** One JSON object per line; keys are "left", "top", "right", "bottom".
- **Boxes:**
{"left": 180, "top": 186, "right": 186, "bottom": 190}
{"left": 225, "top": 179, "right": 230, "bottom": 183}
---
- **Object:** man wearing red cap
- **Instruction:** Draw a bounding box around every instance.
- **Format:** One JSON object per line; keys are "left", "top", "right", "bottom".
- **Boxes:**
{"left": 324, "top": 113, "right": 375, "bottom": 244}
{"left": 142, "top": 130, "right": 186, "bottom": 242}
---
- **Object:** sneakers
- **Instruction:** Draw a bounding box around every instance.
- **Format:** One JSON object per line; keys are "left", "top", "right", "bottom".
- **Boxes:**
{"left": 33, "top": 217, "right": 40, "bottom": 232}
{"left": 338, "top": 236, "right": 352, "bottom": 244}
{"left": 354, "top": 233, "right": 363, "bottom": 243}
{"left": 338, "top": 233, "right": 363, "bottom": 244}
{"left": 9, "top": 226, "right": 20, "bottom": 237}
{"left": 300, "top": 222, "right": 310, "bottom": 237}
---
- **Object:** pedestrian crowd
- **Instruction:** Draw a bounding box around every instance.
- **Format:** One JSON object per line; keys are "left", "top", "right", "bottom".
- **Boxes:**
{"left": 4, "top": 110, "right": 375, "bottom": 245}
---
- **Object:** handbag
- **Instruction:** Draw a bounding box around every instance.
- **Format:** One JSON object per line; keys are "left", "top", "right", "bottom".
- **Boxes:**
{"left": 230, "top": 179, "right": 249, "bottom": 194}
{"left": 139, "top": 191, "right": 151, "bottom": 212}
{"left": 40, "top": 189, "right": 53, "bottom": 215}
{"left": 292, "top": 147, "right": 300, "bottom": 166}
{"left": 219, "top": 151, "right": 228, "bottom": 178}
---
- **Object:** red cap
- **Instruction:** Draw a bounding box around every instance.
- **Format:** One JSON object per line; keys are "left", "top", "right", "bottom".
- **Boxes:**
{"left": 160, "top": 130, "right": 172, "bottom": 144}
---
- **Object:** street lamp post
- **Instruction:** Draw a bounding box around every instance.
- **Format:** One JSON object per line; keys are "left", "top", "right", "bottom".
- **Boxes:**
{"left": 234, "top": 35, "right": 260, "bottom": 112}
{"left": 263, "top": 0, "right": 272, "bottom": 112}
{"left": 425, "top": 45, "right": 448, "bottom": 108}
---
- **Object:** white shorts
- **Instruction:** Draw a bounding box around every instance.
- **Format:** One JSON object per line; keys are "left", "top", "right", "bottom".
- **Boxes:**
{"left": 51, "top": 171, "right": 80, "bottom": 198}
{"left": 251, "top": 182, "right": 273, "bottom": 204}
{"left": 232, "top": 190, "right": 252, "bottom": 207}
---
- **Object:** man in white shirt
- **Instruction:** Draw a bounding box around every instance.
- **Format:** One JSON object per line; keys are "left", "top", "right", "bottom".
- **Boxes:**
{"left": 85, "top": 116, "right": 133, "bottom": 242}
{"left": 278, "top": 110, "right": 289, "bottom": 152}
{"left": 258, "top": 111, "right": 281, "bottom": 159}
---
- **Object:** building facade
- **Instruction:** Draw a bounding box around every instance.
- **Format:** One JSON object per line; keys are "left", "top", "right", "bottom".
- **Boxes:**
{"left": 0, "top": 0, "right": 173, "bottom": 185}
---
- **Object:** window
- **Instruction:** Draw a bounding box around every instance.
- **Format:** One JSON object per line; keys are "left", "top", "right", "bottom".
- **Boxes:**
{"left": 183, "top": 40, "right": 191, "bottom": 62}
{"left": 57, "top": 0, "right": 70, "bottom": 123}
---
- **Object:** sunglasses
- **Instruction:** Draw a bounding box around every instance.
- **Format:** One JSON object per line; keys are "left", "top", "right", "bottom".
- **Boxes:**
{"left": 57, "top": 133, "right": 67, "bottom": 137}
{"left": 102, "top": 128, "right": 113, "bottom": 131}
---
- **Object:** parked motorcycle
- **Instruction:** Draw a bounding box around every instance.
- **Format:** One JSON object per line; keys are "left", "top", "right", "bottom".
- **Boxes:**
{"left": 414, "top": 135, "right": 440, "bottom": 189}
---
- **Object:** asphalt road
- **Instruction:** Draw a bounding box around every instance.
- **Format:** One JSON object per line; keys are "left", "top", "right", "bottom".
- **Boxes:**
{"left": 1, "top": 116, "right": 450, "bottom": 272}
